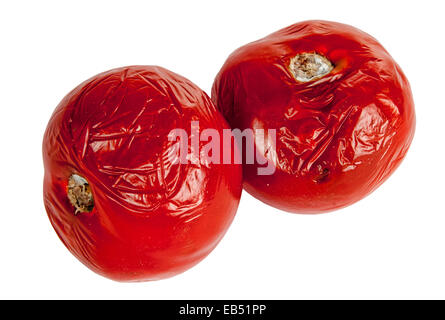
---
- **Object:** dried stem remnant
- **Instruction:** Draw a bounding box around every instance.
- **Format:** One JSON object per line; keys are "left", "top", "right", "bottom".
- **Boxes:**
{"left": 289, "top": 52, "right": 334, "bottom": 82}
{"left": 67, "top": 174, "right": 94, "bottom": 214}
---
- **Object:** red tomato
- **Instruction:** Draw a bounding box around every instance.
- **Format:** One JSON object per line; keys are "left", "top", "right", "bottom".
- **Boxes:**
{"left": 212, "top": 20, "right": 415, "bottom": 213}
{"left": 43, "top": 66, "right": 242, "bottom": 281}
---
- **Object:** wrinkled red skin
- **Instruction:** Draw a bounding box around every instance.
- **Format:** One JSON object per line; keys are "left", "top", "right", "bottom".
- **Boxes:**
{"left": 43, "top": 66, "right": 242, "bottom": 281}
{"left": 212, "top": 20, "right": 415, "bottom": 214}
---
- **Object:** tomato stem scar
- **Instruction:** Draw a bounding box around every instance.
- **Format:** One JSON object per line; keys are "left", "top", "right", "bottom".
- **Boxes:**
{"left": 67, "top": 174, "right": 94, "bottom": 214}
{"left": 289, "top": 52, "right": 333, "bottom": 82}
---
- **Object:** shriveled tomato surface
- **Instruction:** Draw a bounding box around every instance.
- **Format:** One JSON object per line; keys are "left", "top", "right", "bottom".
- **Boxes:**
{"left": 43, "top": 66, "right": 242, "bottom": 281}
{"left": 212, "top": 20, "right": 415, "bottom": 214}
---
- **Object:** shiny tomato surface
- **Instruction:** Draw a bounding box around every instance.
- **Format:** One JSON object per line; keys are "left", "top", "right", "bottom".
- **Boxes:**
{"left": 43, "top": 66, "right": 242, "bottom": 281}
{"left": 212, "top": 20, "right": 415, "bottom": 213}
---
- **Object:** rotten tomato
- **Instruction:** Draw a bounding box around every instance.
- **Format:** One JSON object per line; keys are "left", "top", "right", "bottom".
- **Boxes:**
{"left": 43, "top": 66, "right": 242, "bottom": 281}
{"left": 212, "top": 20, "right": 415, "bottom": 213}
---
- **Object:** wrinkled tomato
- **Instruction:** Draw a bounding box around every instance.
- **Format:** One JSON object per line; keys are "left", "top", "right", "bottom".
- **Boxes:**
{"left": 43, "top": 66, "right": 242, "bottom": 281}
{"left": 212, "top": 20, "right": 415, "bottom": 213}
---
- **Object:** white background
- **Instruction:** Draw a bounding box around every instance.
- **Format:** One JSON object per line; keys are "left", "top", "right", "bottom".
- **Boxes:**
{"left": 0, "top": 0, "right": 443, "bottom": 299}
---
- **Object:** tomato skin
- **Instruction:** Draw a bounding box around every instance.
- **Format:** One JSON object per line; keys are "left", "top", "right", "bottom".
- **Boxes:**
{"left": 43, "top": 66, "right": 242, "bottom": 281}
{"left": 212, "top": 20, "right": 415, "bottom": 214}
